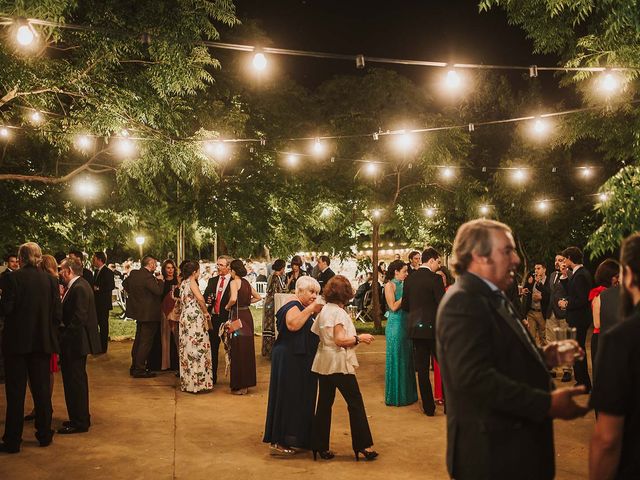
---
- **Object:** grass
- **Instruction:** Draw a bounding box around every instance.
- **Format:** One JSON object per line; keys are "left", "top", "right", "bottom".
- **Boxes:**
{"left": 109, "top": 305, "right": 386, "bottom": 340}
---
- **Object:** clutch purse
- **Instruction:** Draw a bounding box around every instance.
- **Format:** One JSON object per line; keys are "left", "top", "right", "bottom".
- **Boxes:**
{"left": 227, "top": 318, "right": 242, "bottom": 333}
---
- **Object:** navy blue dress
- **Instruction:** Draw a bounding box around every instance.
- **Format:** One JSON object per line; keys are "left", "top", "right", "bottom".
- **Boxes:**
{"left": 263, "top": 300, "right": 319, "bottom": 448}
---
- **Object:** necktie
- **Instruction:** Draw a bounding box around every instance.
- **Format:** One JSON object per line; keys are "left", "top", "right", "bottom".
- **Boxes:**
{"left": 215, "top": 277, "right": 225, "bottom": 314}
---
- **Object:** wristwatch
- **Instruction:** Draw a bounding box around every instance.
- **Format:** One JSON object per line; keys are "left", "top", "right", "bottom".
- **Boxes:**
{"left": 354, "top": 335, "right": 360, "bottom": 345}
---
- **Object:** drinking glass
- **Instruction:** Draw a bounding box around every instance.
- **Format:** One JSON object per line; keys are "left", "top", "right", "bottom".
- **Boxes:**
{"left": 554, "top": 326, "right": 581, "bottom": 366}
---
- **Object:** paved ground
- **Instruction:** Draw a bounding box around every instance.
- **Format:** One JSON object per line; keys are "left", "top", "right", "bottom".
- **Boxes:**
{"left": 0, "top": 337, "right": 593, "bottom": 479}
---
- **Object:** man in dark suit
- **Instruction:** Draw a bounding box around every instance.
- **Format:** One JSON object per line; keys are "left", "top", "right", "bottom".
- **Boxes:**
{"left": 316, "top": 255, "right": 335, "bottom": 293}
{"left": 436, "top": 219, "right": 589, "bottom": 479}
{"left": 401, "top": 247, "right": 445, "bottom": 416}
{"left": 57, "top": 258, "right": 102, "bottom": 434}
{"left": 560, "top": 246, "right": 594, "bottom": 392}
{"left": 406, "top": 250, "right": 421, "bottom": 276}
{"left": 0, "top": 243, "right": 61, "bottom": 453}
{"left": 522, "top": 262, "right": 551, "bottom": 347}
{"left": 203, "top": 255, "right": 232, "bottom": 384}
{"left": 68, "top": 249, "right": 94, "bottom": 285}
{"left": 546, "top": 255, "right": 573, "bottom": 382}
{"left": 91, "top": 252, "right": 115, "bottom": 353}
{"left": 0, "top": 253, "right": 19, "bottom": 384}
{"left": 123, "top": 256, "right": 163, "bottom": 378}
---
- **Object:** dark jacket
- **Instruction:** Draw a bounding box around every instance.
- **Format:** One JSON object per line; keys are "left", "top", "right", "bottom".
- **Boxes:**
{"left": 122, "top": 268, "right": 163, "bottom": 322}
{"left": 1, "top": 265, "right": 62, "bottom": 355}
{"left": 401, "top": 267, "right": 445, "bottom": 339}
{"left": 92, "top": 265, "right": 116, "bottom": 312}
{"left": 566, "top": 266, "right": 594, "bottom": 329}
{"left": 82, "top": 267, "right": 94, "bottom": 285}
{"left": 599, "top": 285, "right": 622, "bottom": 334}
{"left": 547, "top": 271, "right": 570, "bottom": 319}
{"left": 522, "top": 274, "right": 551, "bottom": 318}
{"left": 436, "top": 272, "right": 554, "bottom": 480}
{"left": 203, "top": 275, "right": 231, "bottom": 321}
{"left": 61, "top": 277, "right": 102, "bottom": 357}
{"left": 316, "top": 267, "right": 335, "bottom": 293}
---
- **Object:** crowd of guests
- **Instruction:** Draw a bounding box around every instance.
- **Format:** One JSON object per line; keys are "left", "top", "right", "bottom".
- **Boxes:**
{"left": 2, "top": 225, "right": 639, "bottom": 478}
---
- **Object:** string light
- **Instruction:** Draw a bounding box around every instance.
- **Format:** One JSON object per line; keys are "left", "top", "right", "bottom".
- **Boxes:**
{"left": 512, "top": 168, "right": 527, "bottom": 183}
{"left": 115, "top": 138, "right": 136, "bottom": 157}
{"left": 365, "top": 162, "right": 379, "bottom": 175}
{"left": 30, "top": 111, "right": 43, "bottom": 125}
{"left": 443, "top": 69, "right": 462, "bottom": 91}
{"left": 581, "top": 166, "right": 592, "bottom": 178}
{"left": 312, "top": 138, "right": 324, "bottom": 156}
{"left": 15, "top": 22, "right": 37, "bottom": 47}
{"left": 252, "top": 52, "right": 267, "bottom": 71}
{"left": 395, "top": 130, "right": 413, "bottom": 152}
{"left": 441, "top": 166, "right": 454, "bottom": 180}
{"left": 74, "top": 178, "right": 98, "bottom": 198}
{"left": 0, "top": 127, "right": 10, "bottom": 139}
{"left": 598, "top": 192, "right": 609, "bottom": 202}
{"left": 479, "top": 205, "right": 490, "bottom": 216}
{"left": 599, "top": 72, "right": 620, "bottom": 94}
{"left": 531, "top": 117, "right": 549, "bottom": 136}
{"left": 75, "top": 134, "right": 93, "bottom": 152}
{"left": 286, "top": 153, "right": 299, "bottom": 167}
{"left": 536, "top": 200, "right": 549, "bottom": 212}
{"left": 372, "top": 209, "right": 382, "bottom": 219}
{"left": 425, "top": 207, "right": 436, "bottom": 218}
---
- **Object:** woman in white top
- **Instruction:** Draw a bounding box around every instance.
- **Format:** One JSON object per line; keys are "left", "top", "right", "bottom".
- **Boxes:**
{"left": 310, "top": 275, "right": 378, "bottom": 461}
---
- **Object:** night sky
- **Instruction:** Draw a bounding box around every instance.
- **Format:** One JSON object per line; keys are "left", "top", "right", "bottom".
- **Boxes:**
{"left": 228, "top": 0, "right": 562, "bottom": 96}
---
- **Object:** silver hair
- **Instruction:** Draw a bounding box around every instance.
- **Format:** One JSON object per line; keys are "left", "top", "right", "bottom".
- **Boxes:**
{"left": 295, "top": 275, "right": 320, "bottom": 295}
{"left": 18, "top": 242, "right": 42, "bottom": 267}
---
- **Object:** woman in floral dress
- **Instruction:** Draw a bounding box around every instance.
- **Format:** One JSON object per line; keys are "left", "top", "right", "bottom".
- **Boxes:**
{"left": 178, "top": 261, "right": 213, "bottom": 393}
{"left": 261, "top": 259, "right": 287, "bottom": 359}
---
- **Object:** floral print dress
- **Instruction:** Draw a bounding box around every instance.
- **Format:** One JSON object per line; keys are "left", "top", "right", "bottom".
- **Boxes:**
{"left": 178, "top": 280, "right": 213, "bottom": 393}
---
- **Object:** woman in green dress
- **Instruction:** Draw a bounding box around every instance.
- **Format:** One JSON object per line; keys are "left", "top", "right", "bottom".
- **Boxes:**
{"left": 384, "top": 260, "right": 418, "bottom": 406}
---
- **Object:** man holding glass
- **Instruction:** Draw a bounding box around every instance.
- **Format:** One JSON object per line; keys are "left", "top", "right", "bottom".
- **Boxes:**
{"left": 436, "top": 219, "right": 589, "bottom": 480}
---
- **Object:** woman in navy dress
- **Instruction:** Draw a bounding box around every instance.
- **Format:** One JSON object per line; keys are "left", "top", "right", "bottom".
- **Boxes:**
{"left": 263, "top": 276, "right": 323, "bottom": 455}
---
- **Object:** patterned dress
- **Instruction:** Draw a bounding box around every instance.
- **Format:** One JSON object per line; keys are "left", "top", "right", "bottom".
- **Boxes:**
{"left": 261, "top": 273, "right": 286, "bottom": 359}
{"left": 385, "top": 279, "right": 418, "bottom": 406}
{"left": 178, "top": 281, "right": 213, "bottom": 393}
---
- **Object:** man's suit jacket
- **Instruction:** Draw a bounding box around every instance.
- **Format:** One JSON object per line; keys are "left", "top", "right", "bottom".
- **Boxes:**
{"left": 122, "top": 268, "right": 163, "bottom": 322}
{"left": 401, "top": 267, "right": 445, "bottom": 339}
{"left": 317, "top": 268, "right": 335, "bottom": 293}
{"left": 82, "top": 267, "right": 94, "bottom": 285}
{"left": 566, "top": 266, "right": 594, "bottom": 328}
{"left": 546, "top": 270, "right": 570, "bottom": 319}
{"left": 61, "top": 277, "right": 102, "bottom": 357}
{"left": 203, "top": 275, "right": 231, "bottom": 321}
{"left": 436, "top": 272, "right": 554, "bottom": 480}
{"left": 522, "top": 274, "right": 551, "bottom": 318}
{"left": 0, "top": 265, "right": 62, "bottom": 355}
{"left": 93, "top": 265, "right": 115, "bottom": 312}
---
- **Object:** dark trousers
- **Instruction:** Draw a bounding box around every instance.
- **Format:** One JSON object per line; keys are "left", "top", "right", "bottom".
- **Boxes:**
{"left": 0, "top": 317, "right": 5, "bottom": 382}
{"left": 413, "top": 338, "right": 437, "bottom": 414}
{"left": 208, "top": 315, "right": 225, "bottom": 383}
{"left": 312, "top": 373, "right": 373, "bottom": 451}
{"left": 3, "top": 352, "right": 53, "bottom": 449}
{"left": 96, "top": 307, "right": 109, "bottom": 353}
{"left": 131, "top": 321, "right": 159, "bottom": 373}
{"left": 568, "top": 316, "right": 592, "bottom": 390}
{"left": 60, "top": 354, "right": 90, "bottom": 429}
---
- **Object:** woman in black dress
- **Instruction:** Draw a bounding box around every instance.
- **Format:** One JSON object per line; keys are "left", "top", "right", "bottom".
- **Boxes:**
{"left": 263, "top": 276, "right": 322, "bottom": 455}
{"left": 225, "top": 259, "right": 262, "bottom": 395}
{"left": 286, "top": 255, "right": 308, "bottom": 293}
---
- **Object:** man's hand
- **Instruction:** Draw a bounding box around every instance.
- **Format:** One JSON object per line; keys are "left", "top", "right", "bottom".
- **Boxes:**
{"left": 548, "top": 386, "right": 590, "bottom": 420}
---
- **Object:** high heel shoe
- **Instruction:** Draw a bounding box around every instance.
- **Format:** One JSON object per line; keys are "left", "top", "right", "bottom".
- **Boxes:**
{"left": 269, "top": 443, "right": 295, "bottom": 456}
{"left": 354, "top": 449, "right": 378, "bottom": 461}
{"left": 312, "top": 450, "right": 335, "bottom": 461}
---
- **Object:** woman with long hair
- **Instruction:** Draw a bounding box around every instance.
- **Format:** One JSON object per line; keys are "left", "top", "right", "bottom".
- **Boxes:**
{"left": 589, "top": 258, "right": 620, "bottom": 372}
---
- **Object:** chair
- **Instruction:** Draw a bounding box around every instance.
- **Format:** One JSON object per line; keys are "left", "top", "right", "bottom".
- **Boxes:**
{"left": 355, "top": 288, "right": 374, "bottom": 323}
{"left": 254, "top": 281, "right": 268, "bottom": 308}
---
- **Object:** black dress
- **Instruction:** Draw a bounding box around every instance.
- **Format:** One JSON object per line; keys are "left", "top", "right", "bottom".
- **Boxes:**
{"left": 263, "top": 300, "right": 319, "bottom": 449}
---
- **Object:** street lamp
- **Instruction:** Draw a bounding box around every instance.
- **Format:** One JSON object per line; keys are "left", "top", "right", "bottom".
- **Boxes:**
{"left": 135, "top": 235, "right": 145, "bottom": 260}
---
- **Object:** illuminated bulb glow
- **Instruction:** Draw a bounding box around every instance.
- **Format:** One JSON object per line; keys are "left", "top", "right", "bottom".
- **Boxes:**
{"left": 76, "top": 135, "right": 92, "bottom": 151}
{"left": 479, "top": 205, "right": 489, "bottom": 216}
{"left": 365, "top": 162, "right": 378, "bottom": 175}
{"left": 441, "top": 167, "right": 454, "bottom": 179}
{"left": 214, "top": 142, "right": 226, "bottom": 157}
{"left": 16, "top": 25, "right": 35, "bottom": 46}
{"left": 312, "top": 138, "right": 324, "bottom": 155}
{"left": 513, "top": 168, "right": 526, "bottom": 182}
{"left": 30, "top": 111, "right": 43, "bottom": 124}
{"left": 116, "top": 138, "right": 135, "bottom": 157}
{"left": 320, "top": 207, "right": 331, "bottom": 218}
{"left": 582, "top": 167, "right": 592, "bottom": 178}
{"left": 537, "top": 201, "right": 549, "bottom": 212}
{"left": 286, "top": 154, "right": 298, "bottom": 167}
{"left": 425, "top": 207, "right": 436, "bottom": 218}
{"left": 598, "top": 192, "right": 609, "bottom": 202}
{"left": 252, "top": 52, "right": 267, "bottom": 71}
{"left": 74, "top": 180, "right": 98, "bottom": 198}
{"left": 444, "top": 69, "right": 461, "bottom": 90}
{"left": 0, "top": 127, "right": 9, "bottom": 138}
{"left": 395, "top": 131, "right": 413, "bottom": 151}
{"left": 532, "top": 118, "right": 548, "bottom": 135}
{"left": 600, "top": 73, "right": 619, "bottom": 93}
{"left": 372, "top": 209, "right": 382, "bottom": 219}
{"left": 135, "top": 236, "right": 145, "bottom": 246}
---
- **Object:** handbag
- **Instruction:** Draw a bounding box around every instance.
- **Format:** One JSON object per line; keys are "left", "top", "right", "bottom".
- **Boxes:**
{"left": 226, "top": 303, "right": 243, "bottom": 333}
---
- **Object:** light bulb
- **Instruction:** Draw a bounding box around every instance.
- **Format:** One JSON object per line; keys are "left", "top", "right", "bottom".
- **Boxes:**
{"left": 252, "top": 52, "right": 267, "bottom": 71}
{"left": 532, "top": 118, "right": 548, "bottom": 135}
{"left": 582, "top": 167, "right": 592, "bottom": 178}
{"left": 16, "top": 25, "right": 35, "bottom": 46}
{"left": 214, "top": 142, "right": 226, "bottom": 157}
{"left": 395, "top": 130, "right": 413, "bottom": 151}
{"left": 286, "top": 154, "right": 298, "bottom": 167}
{"left": 74, "top": 179, "right": 98, "bottom": 198}
{"left": 537, "top": 200, "right": 549, "bottom": 212}
{"left": 76, "top": 135, "right": 92, "bottom": 151}
{"left": 116, "top": 138, "right": 135, "bottom": 157}
{"left": 600, "top": 73, "right": 619, "bottom": 93}
{"left": 441, "top": 167, "right": 454, "bottom": 179}
{"left": 135, "top": 236, "right": 145, "bottom": 246}
{"left": 312, "top": 138, "right": 324, "bottom": 156}
{"left": 598, "top": 192, "right": 609, "bottom": 202}
{"left": 365, "top": 162, "right": 378, "bottom": 175}
{"left": 425, "top": 207, "right": 436, "bottom": 218}
{"left": 320, "top": 207, "right": 331, "bottom": 218}
{"left": 372, "top": 209, "right": 382, "bottom": 219}
{"left": 479, "top": 205, "right": 489, "bottom": 216}
{"left": 0, "top": 127, "right": 9, "bottom": 139}
{"left": 444, "top": 69, "right": 461, "bottom": 90}
{"left": 30, "top": 111, "right": 43, "bottom": 125}
{"left": 513, "top": 168, "right": 526, "bottom": 182}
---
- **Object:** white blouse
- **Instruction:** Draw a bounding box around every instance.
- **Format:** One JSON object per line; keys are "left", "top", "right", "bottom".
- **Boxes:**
{"left": 311, "top": 303, "right": 359, "bottom": 375}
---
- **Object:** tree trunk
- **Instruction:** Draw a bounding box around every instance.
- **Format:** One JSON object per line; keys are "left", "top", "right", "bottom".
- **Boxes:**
{"left": 371, "top": 220, "right": 382, "bottom": 329}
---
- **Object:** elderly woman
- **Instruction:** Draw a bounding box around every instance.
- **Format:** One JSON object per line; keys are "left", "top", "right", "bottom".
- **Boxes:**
{"left": 263, "top": 276, "right": 323, "bottom": 456}
{"left": 311, "top": 275, "right": 377, "bottom": 461}
{"left": 261, "top": 259, "right": 287, "bottom": 359}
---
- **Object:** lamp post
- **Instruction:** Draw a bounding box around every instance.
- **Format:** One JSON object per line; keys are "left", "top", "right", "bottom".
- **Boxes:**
{"left": 135, "top": 235, "right": 145, "bottom": 261}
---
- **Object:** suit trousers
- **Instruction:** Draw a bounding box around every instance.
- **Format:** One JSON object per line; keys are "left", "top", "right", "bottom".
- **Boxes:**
{"left": 567, "top": 316, "right": 592, "bottom": 390}
{"left": 208, "top": 315, "right": 225, "bottom": 383}
{"left": 3, "top": 352, "right": 53, "bottom": 449}
{"left": 525, "top": 310, "right": 546, "bottom": 347}
{"left": 312, "top": 373, "right": 373, "bottom": 451}
{"left": 60, "top": 354, "right": 90, "bottom": 429}
{"left": 131, "top": 321, "right": 159, "bottom": 373}
{"left": 413, "top": 338, "right": 437, "bottom": 414}
{"left": 96, "top": 307, "right": 110, "bottom": 353}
